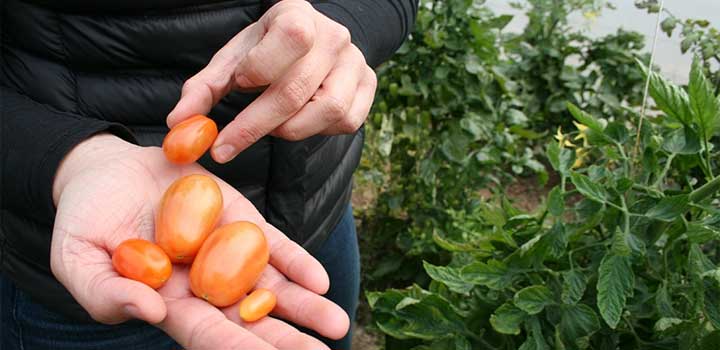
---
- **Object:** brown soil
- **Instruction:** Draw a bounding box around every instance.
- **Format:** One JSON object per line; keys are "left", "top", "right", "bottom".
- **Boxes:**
{"left": 352, "top": 323, "right": 382, "bottom": 350}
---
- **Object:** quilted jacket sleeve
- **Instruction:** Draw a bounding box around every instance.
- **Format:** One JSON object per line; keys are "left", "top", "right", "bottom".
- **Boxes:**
{"left": 311, "top": 0, "right": 419, "bottom": 67}
{"left": 1, "top": 87, "right": 136, "bottom": 223}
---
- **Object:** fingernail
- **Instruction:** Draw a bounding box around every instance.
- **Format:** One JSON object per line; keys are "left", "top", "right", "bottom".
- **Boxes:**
{"left": 124, "top": 304, "right": 141, "bottom": 319}
{"left": 213, "top": 144, "right": 237, "bottom": 163}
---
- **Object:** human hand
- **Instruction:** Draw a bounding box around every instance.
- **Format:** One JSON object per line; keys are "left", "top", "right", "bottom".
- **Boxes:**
{"left": 50, "top": 134, "right": 349, "bottom": 349}
{"left": 167, "top": 0, "right": 377, "bottom": 163}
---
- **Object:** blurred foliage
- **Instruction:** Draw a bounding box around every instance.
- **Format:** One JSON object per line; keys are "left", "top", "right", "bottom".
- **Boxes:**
{"left": 368, "top": 58, "right": 720, "bottom": 349}
{"left": 355, "top": 0, "right": 720, "bottom": 348}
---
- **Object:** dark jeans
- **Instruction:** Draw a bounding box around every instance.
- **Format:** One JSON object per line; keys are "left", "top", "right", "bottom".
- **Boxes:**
{"left": 0, "top": 205, "right": 360, "bottom": 350}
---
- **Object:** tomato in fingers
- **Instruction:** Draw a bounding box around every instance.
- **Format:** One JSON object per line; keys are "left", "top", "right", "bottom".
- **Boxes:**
{"left": 163, "top": 115, "right": 218, "bottom": 164}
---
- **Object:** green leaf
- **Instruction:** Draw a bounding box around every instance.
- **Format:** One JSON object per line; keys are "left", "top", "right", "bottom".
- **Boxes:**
{"left": 704, "top": 276, "right": 720, "bottom": 329}
{"left": 645, "top": 194, "right": 690, "bottom": 222}
{"left": 423, "top": 262, "right": 474, "bottom": 294}
{"left": 655, "top": 283, "right": 675, "bottom": 317}
{"left": 562, "top": 270, "right": 588, "bottom": 305}
{"left": 490, "top": 302, "right": 526, "bottom": 335}
{"left": 547, "top": 186, "right": 565, "bottom": 217}
{"left": 527, "top": 222, "right": 568, "bottom": 261}
{"left": 604, "top": 121, "right": 629, "bottom": 144}
{"left": 461, "top": 260, "right": 514, "bottom": 290}
{"left": 570, "top": 172, "right": 607, "bottom": 203}
{"left": 558, "top": 304, "right": 601, "bottom": 347}
{"left": 689, "top": 57, "right": 720, "bottom": 140}
{"left": 662, "top": 127, "right": 702, "bottom": 154}
{"left": 507, "top": 108, "right": 529, "bottom": 125}
{"left": 368, "top": 286, "right": 468, "bottom": 340}
{"left": 378, "top": 115, "right": 394, "bottom": 157}
{"left": 520, "top": 317, "right": 549, "bottom": 350}
{"left": 440, "top": 130, "right": 471, "bottom": 164}
{"left": 653, "top": 317, "right": 685, "bottom": 332}
{"left": 700, "top": 331, "right": 720, "bottom": 350}
{"left": 514, "top": 285, "right": 553, "bottom": 315}
{"left": 413, "top": 337, "right": 472, "bottom": 350}
{"left": 689, "top": 243, "right": 716, "bottom": 276}
{"left": 547, "top": 142, "right": 575, "bottom": 176}
{"left": 567, "top": 102, "right": 605, "bottom": 133}
{"left": 686, "top": 223, "right": 720, "bottom": 244}
{"left": 597, "top": 254, "right": 635, "bottom": 328}
{"left": 639, "top": 60, "right": 693, "bottom": 124}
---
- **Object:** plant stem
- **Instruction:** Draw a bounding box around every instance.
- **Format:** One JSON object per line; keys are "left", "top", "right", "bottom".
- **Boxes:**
{"left": 652, "top": 153, "right": 676, "bottom": 189}
{"left": 689, "top": 175, "right": 720, "bottom": 202}
{"left": 704, "top": 138, "right": 714, "bottom": 178}
{"left": 619, "top": 194, "right": 631, "bottom": 236}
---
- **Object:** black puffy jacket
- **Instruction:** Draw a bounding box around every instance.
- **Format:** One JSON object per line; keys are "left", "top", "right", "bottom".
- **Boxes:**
{"left": 0, "top": 0, "right": 416, "bottom": 321}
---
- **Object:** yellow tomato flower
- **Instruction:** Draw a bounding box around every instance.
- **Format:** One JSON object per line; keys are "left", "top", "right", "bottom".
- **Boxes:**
{"left": 573, "top": 121, "right": 590, "bottom": 147}
{"left": 555, "top": 127, "right": 575, "bottom": 148}
{"left": 572, "top": 147, "right": 590, "bottom": 169}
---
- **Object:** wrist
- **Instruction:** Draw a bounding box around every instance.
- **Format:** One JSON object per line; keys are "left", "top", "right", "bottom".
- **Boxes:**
{"left": 52, "top": 133, "right": 136, "bottom": 206}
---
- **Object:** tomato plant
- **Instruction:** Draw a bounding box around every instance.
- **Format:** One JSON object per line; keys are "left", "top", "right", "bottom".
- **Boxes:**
{"left": 189, "top": 221, "right": 269, "bottom": 307}
{"left": 239, "top": 289, "right": 277, "bottom": 322}
{"left": 155, "top": 174, "right": 223, "bottom": 264}
{"left": 367, "top": 60, "right": 720, "bottom": 349}
{"left": 112, "top": 239, "right": 172, "bottom": 289}
{"left": 162, "top": 114, "right": 218, "bottom": 164}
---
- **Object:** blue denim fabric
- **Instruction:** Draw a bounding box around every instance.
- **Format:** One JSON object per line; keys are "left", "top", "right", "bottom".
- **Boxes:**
{"left": 300, "top": 205, "right": 360, "bottom": 350}
{"left": 0, "top": 205, "right": 359, "bottom": 350}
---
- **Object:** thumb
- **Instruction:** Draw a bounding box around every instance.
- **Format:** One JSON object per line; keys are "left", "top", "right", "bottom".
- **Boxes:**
{"left": 86, "top": 276, "right": 168, "bottom": 325}
{"left": 166, "top": 22, "right": 265, "bottom": 128}
{"left": 51, "top": 242, "right": 167, "bottom": 325}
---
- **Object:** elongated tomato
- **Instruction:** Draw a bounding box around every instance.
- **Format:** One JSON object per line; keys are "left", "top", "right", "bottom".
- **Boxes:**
{"left": 156, "top": 174, "right": 223, "bottom": 264}
{"left": 190, "top": 221, "right": 269, "bottom": 307}
{"left": 112, "top": 239, "right": 172, "bottom": 289}
{"left": 239, "top": 289, "right": 276, "bottom": 322}
{"left": 163, "top": 115, "right": 218, "bottom": 164}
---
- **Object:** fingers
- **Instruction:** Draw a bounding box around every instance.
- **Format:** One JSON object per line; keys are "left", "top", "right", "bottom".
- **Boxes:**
{"left": 270, "top": 46, "right": 365, "bottom": 140}
{"left": 50, "top": 235, "right": 166, "bottom": 325}
{"left": 211, "top": 45, "right": 335, "bottom": 163}
{"left": 263, "top": 224, "right": 329, "bottom": 295}
{"left": 166, "top": 22, "right": 265, "bottom": 127}
{"left": 321, "top": 66, "right": 377, "bottom": 135}
{"left": 160, "top": 297, "right": 277, "bottom": 350}
{"left": 234, "top": 1, "right": 316, "bottom": 88}
{"left": 256, "top": 265, "right": 350, "bottom": 340}
{"left": 222, "top": 307, "right": 329, "bottom": 350}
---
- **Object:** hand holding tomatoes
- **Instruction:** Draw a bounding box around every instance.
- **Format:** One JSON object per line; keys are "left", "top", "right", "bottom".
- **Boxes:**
{"left": 51, "top": 134, "right": 349, "bottom": 349}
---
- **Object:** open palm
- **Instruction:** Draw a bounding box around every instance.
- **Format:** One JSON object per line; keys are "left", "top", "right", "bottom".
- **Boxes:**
{"left": 50, "top": 136, "right": 348, "bottom": 350}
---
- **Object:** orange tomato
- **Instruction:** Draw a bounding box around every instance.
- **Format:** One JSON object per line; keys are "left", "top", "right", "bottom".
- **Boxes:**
{"left": 162, "top": 114, "right": 218, "bottom": 164}
{"left": 189, "top": 221, "right": 269, "bottom": 307}
{"left": 112, "top": 239, "right": 172, "bottom": 289}
{"left": 239, "top": 288, "right": 277, "bottom": 322}
{"left": 156, "top": 174, "right": 223, "bottom": 264}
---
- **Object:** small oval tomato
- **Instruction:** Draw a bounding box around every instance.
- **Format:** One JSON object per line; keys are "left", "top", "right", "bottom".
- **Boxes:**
{"left": 189, "top": 221, "right": 269, "bottom": 307}
{"left": 239, "top": 288, "right": 276, "bottom": 322}
{"left": 163, "top": 115, "right": 218, "bottom": 164}
{"left": 112, "top": 239, "right": 172, "bottom": 289}
{"left": 156, "top": 174, "right": 223, "bottom": 264}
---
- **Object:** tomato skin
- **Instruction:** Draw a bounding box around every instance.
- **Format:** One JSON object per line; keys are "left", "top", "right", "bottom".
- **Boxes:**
{"left": 189, "top": 221, "right": 269, "bottom": 307}
{"left": 239, "top": 289, "right": 276, "bottom": 322}
{"left": 156, "top": 174, "right": 223, "bottom": 264}
{"left": 112, "top": 239, "right": 172, "bottom": 289}
{"left": 163, "top": 115, "right": 218, "bottom": 164}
